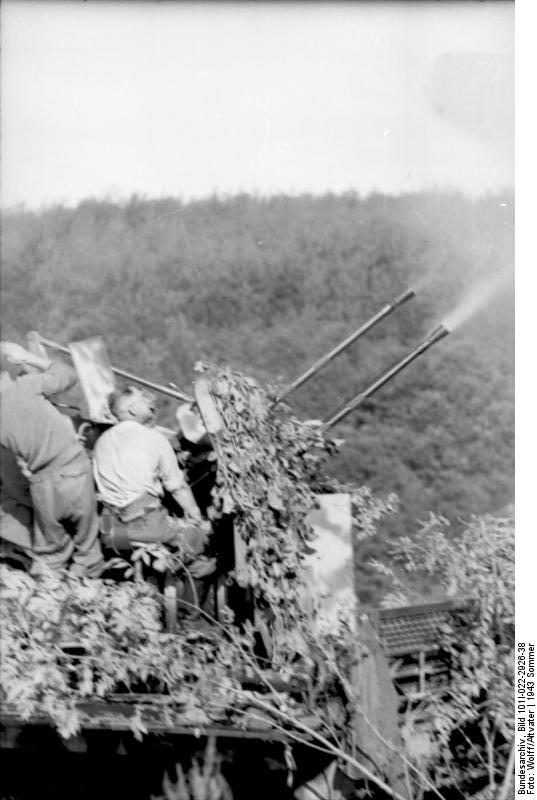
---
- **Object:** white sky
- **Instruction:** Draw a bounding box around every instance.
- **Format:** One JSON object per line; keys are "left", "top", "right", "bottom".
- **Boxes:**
{"left": 1, "top": 1, "right": 514, "bottom": 208}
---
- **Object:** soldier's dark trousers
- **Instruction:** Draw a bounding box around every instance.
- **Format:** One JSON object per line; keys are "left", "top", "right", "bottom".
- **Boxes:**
{"left": 29, "top": 452, "right": 103, "bottom": 578}
{"left": 100, "top": 500, "right": 206, "bottom": 556}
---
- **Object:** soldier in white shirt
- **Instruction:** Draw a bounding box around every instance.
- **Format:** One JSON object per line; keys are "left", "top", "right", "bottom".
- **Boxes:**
{"left": 93, "top": 386, "right": 214, "bottom": 578}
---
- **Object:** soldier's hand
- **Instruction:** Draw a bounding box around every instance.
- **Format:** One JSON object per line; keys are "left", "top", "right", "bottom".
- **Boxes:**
{"left": 189, "top": 556, "right": 216, "bottom": 579}
{"left": 0, "top": 342, "right": 31, "bottom": 365}
{"left": 184, "top": 514, "right": 211, "bottom": 534}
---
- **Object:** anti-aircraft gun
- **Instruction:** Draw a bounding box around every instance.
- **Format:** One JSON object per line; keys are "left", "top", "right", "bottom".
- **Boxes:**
{"left": 14, "top": 288, "right": 455, "bottom": 628}
{"left": 0, "top": 298, "right": 474, "bottom": 800}
{"left": 4, "top": 295, "right": 470, "bottom": 673}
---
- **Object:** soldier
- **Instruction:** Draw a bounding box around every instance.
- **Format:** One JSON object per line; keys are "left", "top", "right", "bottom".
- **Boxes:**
{"left": 93, "top": 386, "right": 215, "bottom": 580}
{"left": 0, "top": 341, "right": 104, "bottom": 577}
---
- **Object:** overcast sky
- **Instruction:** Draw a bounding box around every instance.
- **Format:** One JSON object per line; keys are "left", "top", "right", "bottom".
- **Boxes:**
{"left": 0, "top": 1, "right": 514, "bottom": 209}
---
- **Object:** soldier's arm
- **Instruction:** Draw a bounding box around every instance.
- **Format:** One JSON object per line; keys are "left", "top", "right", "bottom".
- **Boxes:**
{"left": 172, "top": 484, "right": 205, "bottom": 524}
{"left": 1, "top": 342, "right": 77, "bottom": 396}
{"left": 1, "top": 342, "right": 52, "bottom": 372}
{"left": 158, "top": 437, "right": 205, "bottom": 524}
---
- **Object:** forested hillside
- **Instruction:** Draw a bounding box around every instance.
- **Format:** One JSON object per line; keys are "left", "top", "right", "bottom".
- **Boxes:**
{"left": 0, "top": 192, "right": 514, "bottom": 585}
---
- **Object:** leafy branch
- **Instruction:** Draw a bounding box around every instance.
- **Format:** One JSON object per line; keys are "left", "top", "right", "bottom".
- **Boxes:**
{"left": 370, "top": 508, "right": 515, "bottom": 796}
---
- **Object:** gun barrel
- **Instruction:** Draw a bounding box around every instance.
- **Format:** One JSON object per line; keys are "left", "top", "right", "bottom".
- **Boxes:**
{"left": 273, "top": 287, "right": 415, "bottom": 405}
{"left": 37, "top": 336, "right": 194, "bottom": 403}
{"left": 324, "top": 323, "right": 449, "bottom": 429}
